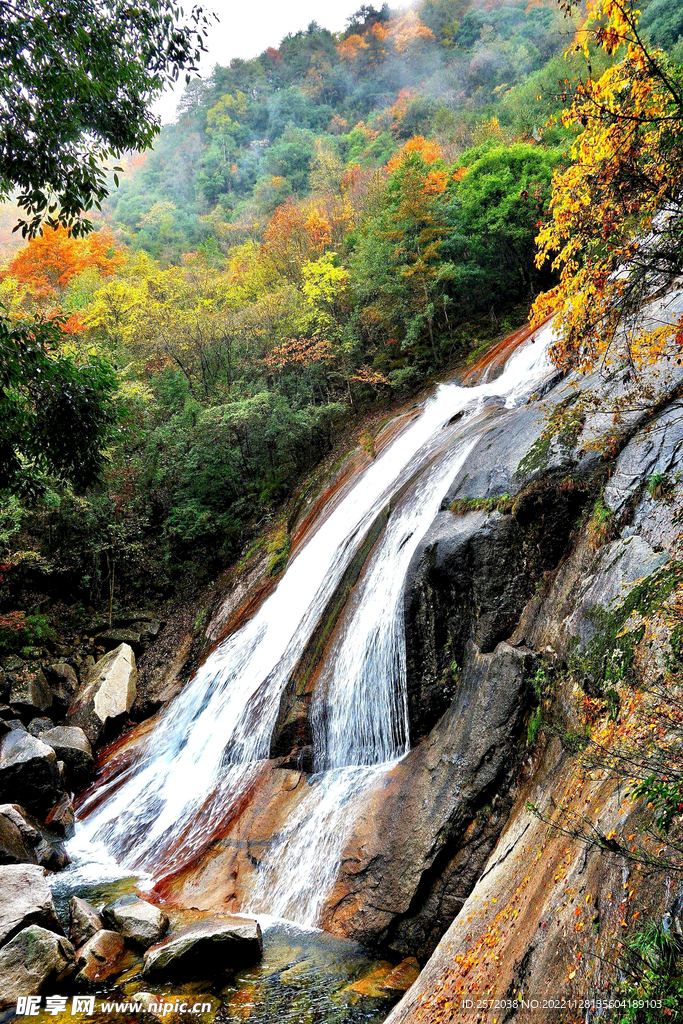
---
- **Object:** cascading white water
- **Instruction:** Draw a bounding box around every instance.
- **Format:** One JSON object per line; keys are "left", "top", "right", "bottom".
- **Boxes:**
{"left": 69, "top": 325, "right": 555, "bottom": 918}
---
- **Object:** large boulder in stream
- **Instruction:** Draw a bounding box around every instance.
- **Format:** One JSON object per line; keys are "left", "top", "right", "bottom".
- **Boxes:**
{"left": 67, "top": 643, "right": 137, "bottom": 746}
{"left": 74, "top": 930, "right": 126, "bottom": 986}
{"left": 142, "top": 915, "right": 262, "bottom": 980}
{"left": 0, "top": 926, "right": 74, "bottom": 1006}
{"left": 102, "top": 894, "right": 168, "bottom": 949}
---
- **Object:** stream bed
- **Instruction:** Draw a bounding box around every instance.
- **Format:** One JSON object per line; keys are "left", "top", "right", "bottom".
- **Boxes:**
{"left": 39, "top": 873, "right": 402, "bottom": 1024}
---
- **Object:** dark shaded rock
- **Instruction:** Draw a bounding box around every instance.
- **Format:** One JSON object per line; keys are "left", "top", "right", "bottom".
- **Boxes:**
{"left": 45, "top": 663, "right": 78, "bottom": 717}
{"left": 74, "top": 930, "right": 126, "bottom": 985}
{"left": 66, "top": 644, "right": 136, "bottom": 746}
{"left": 140, "top": 620, "right": 164, "bottom": 641}
{"left": 0, "top": 926, "right": 74, "bottom": 1007}
{"left": 102, "top": 895, "right": 168, "bottom": 950}
{"left": 0, "top": 706, "right": 13, "bottom": 720}
{"left": 9, "top": 667, "right": 52, "bottom": 719}
{"left": 5, "top": 719, "right": 26, "bottom": 732}
{"left": 0, "top": 805, "right": 68, "bottom": 870}
{"left": 69, "top": 897, "right": 103, "bottom": 948}
{"left": 277, "top": 744, "right": 314, "bottom": 773}
{"left": 40, "top": 726, "right": 94, "bottom": 786}
{"left": 404, "top": 479, "right": 587, "bottom": 742}
{"left": 0, "top": 864, "right": 63, "bottom": 945}
{"left": 0, "top": 805, "right": 36, "bottom": 864}
{"left": 28, "top": 718, "right": 54, "bottom": 737}
{"left": 1, "top": 656, "right": 24, "bottom": 673}
{"left": 44, "top": 794, "right": 76, "bottom": 838}
{"left": 0, "top": 731, "right": 62, "bottom": 815}
{"left": 96, "top": 628, "right": 143, "bottom": 654}
{"left": 142, "top": 915, "right": 262, "bottom": 980}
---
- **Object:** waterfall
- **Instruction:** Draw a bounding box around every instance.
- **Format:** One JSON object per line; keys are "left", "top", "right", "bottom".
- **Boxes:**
{"left": 69, "top": 326, "right": 555, "bottom": 921}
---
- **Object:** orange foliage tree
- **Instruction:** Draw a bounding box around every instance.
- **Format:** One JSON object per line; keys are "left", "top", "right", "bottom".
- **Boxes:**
{"left": 262, "top": 199, "right": 332, "bottom": 281}
{"left": 531, "top": 0, "right": 683, "bottom": 372}
{"left": 8, "top": 226, "right": 124, "bottom": 300}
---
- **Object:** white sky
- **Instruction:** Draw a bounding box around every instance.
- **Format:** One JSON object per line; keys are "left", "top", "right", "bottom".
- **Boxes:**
{"left": 154, "top": 0, "right": 370, "bottom": 124}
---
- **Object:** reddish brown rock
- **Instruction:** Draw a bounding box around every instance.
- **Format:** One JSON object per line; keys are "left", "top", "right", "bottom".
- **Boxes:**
{"left": 75, "top": 930, "right": 126, "bottom": 985}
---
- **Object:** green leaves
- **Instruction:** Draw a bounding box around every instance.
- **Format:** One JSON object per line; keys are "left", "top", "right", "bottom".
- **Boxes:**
{"left": 0, "top": 0, "right": 214, "bottom": 237}
{"left": 0, "top": 312, "right": 118, "bottom": 495}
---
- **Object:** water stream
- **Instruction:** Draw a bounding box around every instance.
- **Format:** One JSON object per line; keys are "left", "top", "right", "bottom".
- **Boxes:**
{"left": 68, "top": 325, "right": 555, "bottom": 926}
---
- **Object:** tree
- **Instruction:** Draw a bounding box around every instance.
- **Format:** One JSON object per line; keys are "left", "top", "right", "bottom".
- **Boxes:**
{"left": 532, "top": 0, "right": 683, "bottom": 372}
{"left": 0, "top": 0, "right": 212, "bottom": 237}
{"left": 0, "top": 314, "right": 117, "bottom": 494}
{"left": 351, "top": 139, "right": 449, "bottom": 363}
{"left": 445, "top": 144, "right": 558, "bottom": 310}
{"left": 8, "top": 226, "right": 123, "bottom": 300}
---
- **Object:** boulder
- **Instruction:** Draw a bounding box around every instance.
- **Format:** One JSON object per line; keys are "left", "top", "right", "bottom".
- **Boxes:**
{"left": 0, "top": 805, "right": 68, "bottom": 870}
{"left": 0, "top": 731, "right": 62, "bottom": 815}
{"left": 66, "top": 644, "right": 137, "bottom": 746}
{"left": 0, "top": 926, "right": 74, "bottom": 1007}
{"left": 8, "top": 667, "right": 52, "bottom": 719}
{"left": 40, "top": 726, "right": 94, "bottom": 786}
{"left": 102, "top": 895, "right": 168, "bottom": 950}
{"left": 0, "top": 864, "right": 62, "bottom": 945}
{"left": 69, "top": 897, "right": 103, "bottom": 948}
{"left": 0, "top": 804, "right": 36, "bottom": 865}
{"left": 74, "top": 929, "right": 126, "bottom": 985}
{"left": 142, "top": 915, "right": 262, "bottom": 980}
{"left": 45, "top": 663, "right": 78, "bottom": 717}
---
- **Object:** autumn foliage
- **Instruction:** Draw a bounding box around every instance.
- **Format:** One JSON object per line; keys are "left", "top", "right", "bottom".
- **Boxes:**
{"left": 531, "top": 0, "right": 683, "bottom": 371}
{"left": 7, "top": 225, "right": 123, "bottom": 299}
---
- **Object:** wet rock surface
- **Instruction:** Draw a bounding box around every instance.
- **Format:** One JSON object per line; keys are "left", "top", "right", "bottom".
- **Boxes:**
{"left": 74, "top": 929, "right": 126, "bottom": 985}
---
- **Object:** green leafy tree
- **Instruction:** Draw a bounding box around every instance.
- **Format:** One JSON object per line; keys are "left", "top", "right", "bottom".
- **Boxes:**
{"left": 0, "top": 314, "right": 117, "bottom": 494}
{"left": 1, "top": 0, "right": 212, "bottom": 237}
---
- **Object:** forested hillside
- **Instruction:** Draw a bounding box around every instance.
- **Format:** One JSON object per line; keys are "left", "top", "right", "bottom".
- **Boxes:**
{"left": 1, "top": 0, "right": 682, "bottom": 640}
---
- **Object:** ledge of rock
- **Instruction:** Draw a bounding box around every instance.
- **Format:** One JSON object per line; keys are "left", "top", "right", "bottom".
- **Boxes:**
{"left": 142, "top": 914, "right": 262, "bottom": 981}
